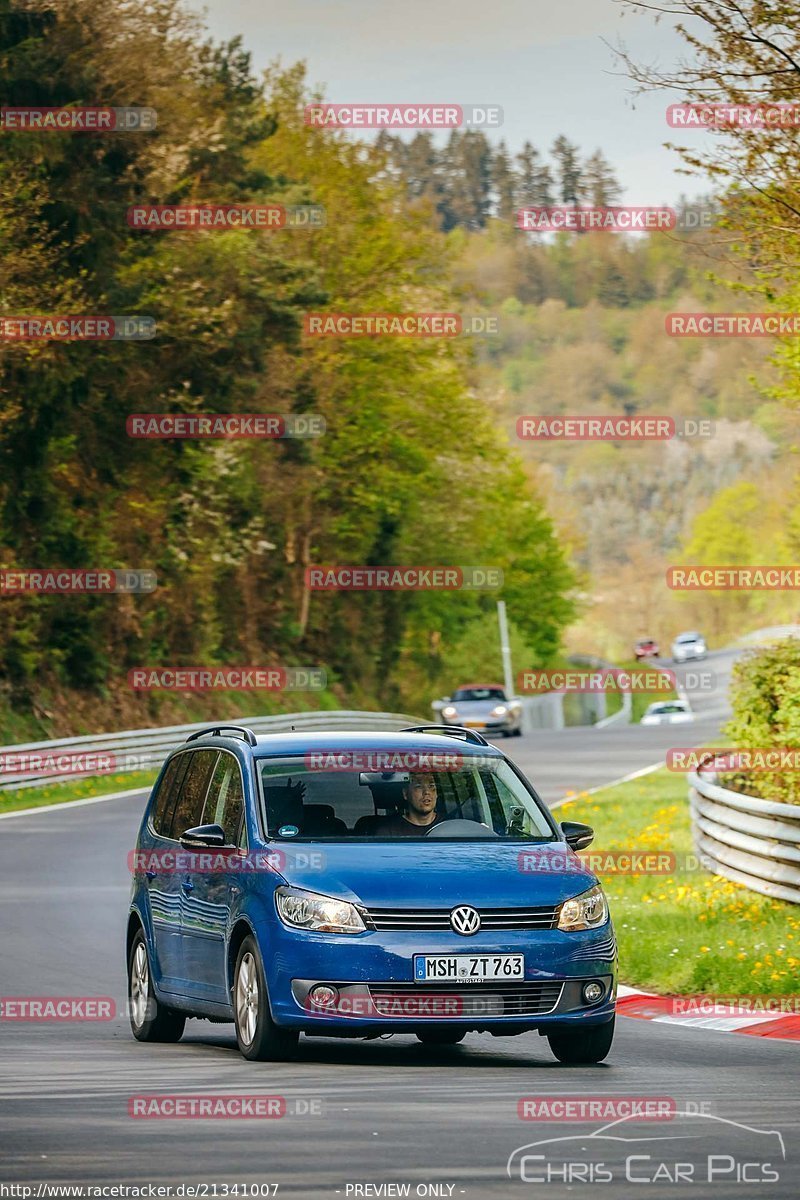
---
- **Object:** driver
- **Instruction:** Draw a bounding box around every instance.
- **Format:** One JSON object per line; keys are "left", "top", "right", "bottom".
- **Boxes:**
{"left": 377, "top": 771, "right": 443, "bottom": 837}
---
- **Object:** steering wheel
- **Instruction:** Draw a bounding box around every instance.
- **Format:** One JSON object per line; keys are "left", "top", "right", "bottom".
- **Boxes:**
{"left": 424, "top": 818, "right": 499, "bottom": 838}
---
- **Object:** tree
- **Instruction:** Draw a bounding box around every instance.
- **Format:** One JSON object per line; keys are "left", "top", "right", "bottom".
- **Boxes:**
{"left": 491, "top": 140, "right": 516, "bottom": 223}
{"left": 551, "top": 135, "right": 583, "bottom": 205}
{"left": 515, "top": 141, "right": 555, "bottom": 208}
{"left": 583, "top": 149, "right": 622, "bottom": 206}
{"left": 615, "top": 1, "right": 800, "bottom": 409}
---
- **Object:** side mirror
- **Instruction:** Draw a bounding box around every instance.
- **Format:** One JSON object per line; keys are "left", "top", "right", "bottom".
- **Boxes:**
{"left": 431, "top": 697, "right": 450, "bottom": 713}
{"left": 180, "top": 823, "right": 227, "bottom": 849}
{"left": 560, "top": 821, "right": 594, "bottom": 851}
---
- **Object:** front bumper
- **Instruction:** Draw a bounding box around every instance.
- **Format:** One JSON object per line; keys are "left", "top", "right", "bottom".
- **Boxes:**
{"left": 265, "top": 922, "right": 617, "bottom": 1032}
{"left": 443, "top": 716, "right": 519, "bottom": 735}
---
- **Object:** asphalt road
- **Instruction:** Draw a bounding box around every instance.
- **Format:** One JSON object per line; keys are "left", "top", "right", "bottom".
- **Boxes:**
{"left": 2, "top": 646, "right": 798, "bottom": 1198}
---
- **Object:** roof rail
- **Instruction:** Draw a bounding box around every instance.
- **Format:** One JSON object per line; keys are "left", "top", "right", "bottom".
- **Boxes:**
{"left": 400, "top": 724, "right": 490, "bottom": 747}
{"left": 185, "top": 725, "right": 258, "bottom": 747}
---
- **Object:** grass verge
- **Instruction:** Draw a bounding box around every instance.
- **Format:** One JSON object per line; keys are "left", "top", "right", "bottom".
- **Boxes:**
{"left": 559, "top": 767, "right": 800, "bottom": 996}
{"left": 0, "top": 770, "right": 157, "bottom": 816}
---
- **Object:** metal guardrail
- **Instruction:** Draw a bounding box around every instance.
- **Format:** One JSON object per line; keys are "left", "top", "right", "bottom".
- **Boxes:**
{"left": 689, "top": 768, "right": 800, "bottom": 905}
{"left": 0, "top": 710, "right": 425, "bottom": 793}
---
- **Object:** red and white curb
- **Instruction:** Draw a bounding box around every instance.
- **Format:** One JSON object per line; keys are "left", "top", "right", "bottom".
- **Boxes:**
{"left": 617, "top": 985, "right": 800, "bottom": 1041}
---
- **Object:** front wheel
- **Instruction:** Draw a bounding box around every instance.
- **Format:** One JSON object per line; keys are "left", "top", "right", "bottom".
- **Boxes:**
{"left": 128, "top": 928, "right": 186, "bottom": 1043}
{"left": 234, "top": 935, "right": 298, "bottom": 1061}
{"left": 547, "top": 1016, "right": 614, "bottom": 1064}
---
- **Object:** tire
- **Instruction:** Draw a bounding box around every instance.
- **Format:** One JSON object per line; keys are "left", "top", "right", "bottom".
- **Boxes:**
{"left": 416, "top": 1029, "right": 466, "bottom": 1046}
{"left": 234, "top": 935, "right": 298, "bottom": 1062}
{"left": 547, "top": 1016, "right": 614, "bottom": 1064}
{"left": 128, "top": 927, "right": 186, "bottom": 1043}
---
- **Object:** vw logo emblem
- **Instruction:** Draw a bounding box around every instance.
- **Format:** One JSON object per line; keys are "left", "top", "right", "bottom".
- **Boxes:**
{"left": 450, "top": 905, "right": 481, "bottom": 936}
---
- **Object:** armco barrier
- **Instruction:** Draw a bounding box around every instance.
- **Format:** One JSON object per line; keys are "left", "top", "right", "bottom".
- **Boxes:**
{"left": 689, "top": 768, "right": 800, "bottom": 904}
{"left": 0, "top": 710, "right": 424, "bottom": 793}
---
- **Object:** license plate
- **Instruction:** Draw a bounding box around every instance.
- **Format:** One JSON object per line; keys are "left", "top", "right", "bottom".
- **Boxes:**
{"left": 414, "top": 954, "right": 524, "bottom": 983}
{"left": 463, "top": 720, "right": 485, "bottom": 729}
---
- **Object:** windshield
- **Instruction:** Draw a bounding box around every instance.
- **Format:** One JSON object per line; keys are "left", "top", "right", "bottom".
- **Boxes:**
{"left": 256, "top": 756, "right": 555, "bottom": 841}
{"left": 451, "top": 687, "right": 507, "bottom": 702}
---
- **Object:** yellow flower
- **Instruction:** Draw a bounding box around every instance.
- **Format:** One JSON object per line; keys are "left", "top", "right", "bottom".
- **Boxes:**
{"left": 700, "top": 946, "right": 710, "bottom": 953}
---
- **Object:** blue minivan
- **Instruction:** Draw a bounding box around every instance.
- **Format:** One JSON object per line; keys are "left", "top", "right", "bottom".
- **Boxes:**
{"left": 127, "top": 725, "right": 616, "bottom": 1062}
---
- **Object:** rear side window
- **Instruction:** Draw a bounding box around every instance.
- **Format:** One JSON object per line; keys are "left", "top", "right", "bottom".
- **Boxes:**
{"left": 169, "top": 750, "right": 219, "bottom": 840}
{"left": 202, "top": 752, "right": 245, "bottom": 845}
{"left": 150, "top": 755, "right": 188, "bottom": 838}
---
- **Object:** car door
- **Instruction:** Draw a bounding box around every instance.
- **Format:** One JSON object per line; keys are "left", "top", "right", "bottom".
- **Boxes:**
{"left": 144, "top": 752, "right": 191, "bottom": 993}
{"left": 162, "top": 748, "right": 219, "bottom": 990}
{"left": 181, "top": 750, "right": 246, "bottom": 1002}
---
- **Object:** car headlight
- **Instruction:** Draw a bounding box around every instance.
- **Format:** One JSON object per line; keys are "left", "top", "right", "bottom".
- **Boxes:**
{"left": 442, "top": 705, "right": 458, "bottom": 719}
{"left": 557, "top": 884, "right": 608, "bottom": 931}
{"left": 275, "top": 886, "right": 366, "bottom": 934}
{"left": 490, "top": 705, "right": 508, "bottom": 717}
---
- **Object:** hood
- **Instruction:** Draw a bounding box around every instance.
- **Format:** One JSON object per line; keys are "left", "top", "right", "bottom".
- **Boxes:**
{"left": 274, "top": 839, "right": 596, "bottom": 908}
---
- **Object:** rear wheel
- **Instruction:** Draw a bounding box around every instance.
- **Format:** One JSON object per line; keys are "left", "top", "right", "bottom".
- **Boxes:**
{"left": 234, "top": 935, "right": 298, "bottom": 1061}
{"left": 416, "top": 1029, "right": 466, "bottom": 1046}
{"left": 547, "top": 1016, "right": 614, "bottom": 1064}
{"left": 128, "top": 928, "right": 186, "bottom": 1043}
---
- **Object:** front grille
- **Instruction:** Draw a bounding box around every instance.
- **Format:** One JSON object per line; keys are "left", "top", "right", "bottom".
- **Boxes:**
{"left": 361, "top": 905, "right": 559, "bottom": 932}
{"left": 368, "top": 981, "right": 564, "bottom": 1018}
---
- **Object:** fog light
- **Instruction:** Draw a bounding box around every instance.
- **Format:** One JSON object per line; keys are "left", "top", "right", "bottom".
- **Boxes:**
{"left": 582, "top": 981, "right": 604, "bottom": 1005}
{"left": 308, "top": 984, "right": 339, "bottom": 1008}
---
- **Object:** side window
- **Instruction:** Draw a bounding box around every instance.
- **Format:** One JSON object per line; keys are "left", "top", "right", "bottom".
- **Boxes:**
{"left": 150, "top": 756, "right": 188, "bottom": 838}
{"left": 201, "top": 753, "right": 245, "bottom": 846}
{"left": 169, "top": 750, "right": 219, "bottom": 839}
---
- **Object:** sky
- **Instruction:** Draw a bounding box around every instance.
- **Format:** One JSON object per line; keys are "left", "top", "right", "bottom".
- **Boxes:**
{"left": 195, "top": 0, "right": 711, "bottom": 204}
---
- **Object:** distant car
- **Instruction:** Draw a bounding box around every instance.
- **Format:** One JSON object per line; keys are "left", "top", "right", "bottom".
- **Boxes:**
{"left": 671, "top": 631, "right": 707, "bottom": 662}
{"left": 436, "top": 684, "right": 523, "bottom": 737}
{"left": 634, "top": 638, "right": 659, "bottom": 660}
{"left": 640, "top": 699, "right": 694, "bottom": 726}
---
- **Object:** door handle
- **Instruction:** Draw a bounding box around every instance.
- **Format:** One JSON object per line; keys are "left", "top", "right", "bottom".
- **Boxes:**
{"left": 181, "top": 879, "right": 194, "bottom": 893}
